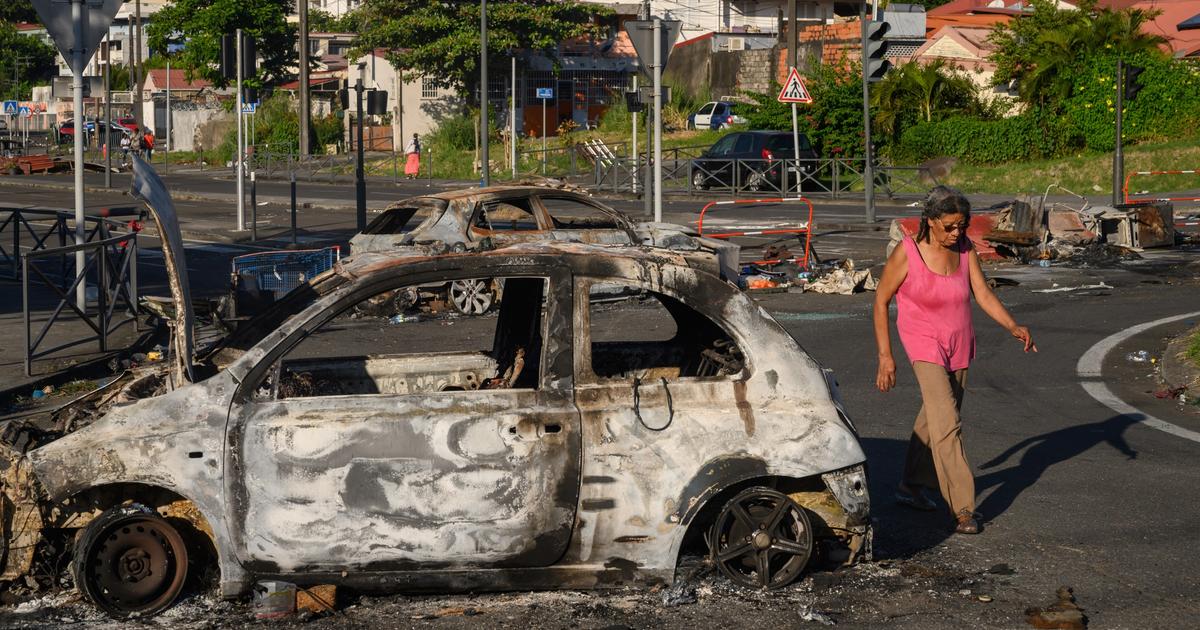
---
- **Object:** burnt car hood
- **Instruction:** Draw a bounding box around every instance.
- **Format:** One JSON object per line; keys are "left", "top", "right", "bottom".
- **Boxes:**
{"left": 129, "top": 155, "right": 194, "bottom": 383}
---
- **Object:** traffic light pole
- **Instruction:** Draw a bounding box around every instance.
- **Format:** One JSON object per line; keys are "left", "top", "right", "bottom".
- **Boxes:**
{"left": 72, "top": 0, "right": 86, "bottom": 309}
{"left": 1113, "top": 58, "right": 1124, "bottom": 207}
{"left": 860, "top": 7, "right": 875, "bottom": 223}
{"left": 236, "top": 28, "right": 245, "bottom": 231}
{"left": 355, "top": 78, "right": 366, "bottom": 232}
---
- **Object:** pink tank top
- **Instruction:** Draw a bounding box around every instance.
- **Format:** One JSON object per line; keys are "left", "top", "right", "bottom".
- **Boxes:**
{"left": 896, "top": 236, "right": 975, "bottom": 371}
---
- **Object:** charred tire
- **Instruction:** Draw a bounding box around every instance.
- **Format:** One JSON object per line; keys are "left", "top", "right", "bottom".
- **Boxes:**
{"left": 72, "top": 503, "right": 189, "bottom": 619}
{"left": 448, "top": 279, "right": 495, "bottom": 315}
{"left": 708, "top": 487, "right": 813, "bottom": 590}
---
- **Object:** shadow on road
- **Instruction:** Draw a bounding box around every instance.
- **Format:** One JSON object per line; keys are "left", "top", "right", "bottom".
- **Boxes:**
{"left": 859, "top": 436, "right": 954, "bottom": 559}
{"left": 974, "top": 414, "right": 1138, "bottom": 522}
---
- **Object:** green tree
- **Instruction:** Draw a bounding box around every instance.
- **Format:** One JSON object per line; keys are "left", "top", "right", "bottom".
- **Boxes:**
{"left": 354, "top": 0, "right": 609, "bottom": 104}
{"left": 308, "top": 8, "right": 362, "bottom": 33}
{"left": 871, "top": 59, "right": 981, "bottom": 145}
{"left": 145, "top": 0, "right": 297, "bottom": 87}
{"left": 0, "top": 0, "right": 37, "bottom": 23}
{"left": 989, "top": 0, "right": 1167, "bottom": 107}
{"left": 0, "top": 21, "right": 57, "bottom": 100}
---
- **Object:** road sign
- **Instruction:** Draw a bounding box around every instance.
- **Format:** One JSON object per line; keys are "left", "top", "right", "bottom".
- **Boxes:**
{"left": 778, "top": 68, "right": 813, "bottom": 104}
{"left": 18, "top": 107, "right": 31, "bottom": 119}
{"left": 625, "top": 19, "right": 682, "bottom": 75}
{"left": 536, "top": 87, "right": 554, "bottom": 100}
{"left": 2, "top": 101, "right": 17, "bottom": 115}
{"left": 31, "top": 0, "right": 124, "bottom": 75}
{"left": 241, "top": 102, "right": 258, "bottom": 114}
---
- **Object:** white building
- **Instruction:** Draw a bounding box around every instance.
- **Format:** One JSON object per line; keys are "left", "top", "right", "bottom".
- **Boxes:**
{"left": 587, "top": 0, "right": 836, "bottom": 41}
{"left": 352, "top": 52, "right": 464, "bottom": 151}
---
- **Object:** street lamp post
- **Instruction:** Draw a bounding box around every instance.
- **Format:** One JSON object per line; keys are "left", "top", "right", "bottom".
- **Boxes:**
{"left": 479, "top": 0, "right": 489, "bottom": 187}
{"left": 355, "top": 74, "right": 366, "bottom": 231}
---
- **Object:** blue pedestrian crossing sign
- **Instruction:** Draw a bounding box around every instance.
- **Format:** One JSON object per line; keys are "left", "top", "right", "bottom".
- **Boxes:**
{"left": 241, "top": 102, "right": 258, "bottom": 114}
{"left": 17, "top": 106, "right": 31, "bottom": 118}
{"left": 2, "top": 101, "right": 17, "bottom": 115}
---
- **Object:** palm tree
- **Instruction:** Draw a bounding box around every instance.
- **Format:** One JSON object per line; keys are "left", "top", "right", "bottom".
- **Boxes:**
{"left": 872, "top": 59, "right": 979, "bottom": 143}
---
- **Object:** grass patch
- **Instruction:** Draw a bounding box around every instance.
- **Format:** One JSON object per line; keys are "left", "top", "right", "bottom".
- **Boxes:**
{"left": 940, "top": 137, "right": 1200, "bottom": 197}
{"left": 1187, "top": 328, "right": 1200, "bottom": 370}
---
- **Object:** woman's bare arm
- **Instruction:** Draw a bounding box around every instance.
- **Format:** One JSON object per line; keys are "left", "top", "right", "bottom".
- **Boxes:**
{"left": 874, "top": 243, "right": 909, "bottom": 391}
{"left": 967, "top": 249, "right": 1037, "bottom": 352}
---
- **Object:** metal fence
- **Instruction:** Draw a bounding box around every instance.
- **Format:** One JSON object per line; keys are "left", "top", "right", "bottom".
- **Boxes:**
{"left": 2, "top": 208, "right": 143, "bottom": 375}
{"left": 594, "top": 156, "right": 939, "bottom": 199}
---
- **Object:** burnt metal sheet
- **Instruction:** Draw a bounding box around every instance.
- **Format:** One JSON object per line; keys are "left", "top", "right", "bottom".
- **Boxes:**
{"left": 129, "top": 156, "right": 194, "bottom": 383}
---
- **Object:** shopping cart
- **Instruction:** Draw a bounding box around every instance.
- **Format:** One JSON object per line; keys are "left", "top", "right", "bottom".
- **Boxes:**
{"left": 229, "top": 246, "right": 340, "bottom": 316}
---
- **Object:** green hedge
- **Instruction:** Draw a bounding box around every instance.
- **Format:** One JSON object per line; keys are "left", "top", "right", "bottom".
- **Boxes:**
{"left": 896, "top": 110, "right": 1074, "bottom": 164}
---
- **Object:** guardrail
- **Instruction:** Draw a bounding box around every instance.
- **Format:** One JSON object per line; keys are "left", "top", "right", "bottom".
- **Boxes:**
{"left": 6, "top": 208, "right": 142, "bottom": 376}
{"left": 593, "top": 156, "right": 938, "bottom": 198}
{"left": 0, "top": 206, "right": 141, "bottom": 280}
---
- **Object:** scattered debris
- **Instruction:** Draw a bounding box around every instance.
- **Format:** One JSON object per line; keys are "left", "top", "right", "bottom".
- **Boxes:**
{"left": 252, "top": 581, "right": 296, "bottom": 619}
{"left": 1025, "top": 586, "right": 1087, "bottom": 630}
{"left": 987, "top": 277, "right": 1020, "bottom": 288}
{"left": 1126, "top": 350, "right": 1151, "bottom": 363}
{"left": 1154, "top": 386, "right": 1186, "bottom": 400}
{"left": 988, "top": 563, "right": 1016, "bottom": 576}
{"left": 296, "top": 585, "right": 338, "bottom": 614}
{"left": 1032, "top": 283, "right": 1114, "bottom": 293}
{"left": 798, "top": 603, "right": 836, "bottom": 625}
{"left": 804, "top": 260, "right": 877, "bottom": 295}
{"left": 978, "top": 594, "right": 994, "bottom": 603}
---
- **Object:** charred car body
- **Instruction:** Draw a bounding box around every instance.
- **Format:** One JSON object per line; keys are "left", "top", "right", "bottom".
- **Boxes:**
{"left": 0, "top": 161, "right": 870, "bottom": 618}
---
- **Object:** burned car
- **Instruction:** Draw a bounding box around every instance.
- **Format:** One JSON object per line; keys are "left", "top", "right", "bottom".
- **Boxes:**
{"left": 349, "top": 186, "right": 740, "bottom": 313}
{"left": 0, "top": 162, "right": 869, "bottom": 619}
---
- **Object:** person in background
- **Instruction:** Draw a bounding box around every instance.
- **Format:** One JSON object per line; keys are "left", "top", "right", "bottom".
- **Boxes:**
{"left": 404, "top": 133, "right": 421, "bottom": 179}
{"left": 873, "top": 186, "right": 1037, "bottom": 535}
{"left": 143, "top": 128, "right": 155, "bottom": 160}
{"left": 119, "top": 133, "right": 131, "bottom": 164}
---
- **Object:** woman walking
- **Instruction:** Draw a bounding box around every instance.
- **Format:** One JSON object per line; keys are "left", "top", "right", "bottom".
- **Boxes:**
{"left": 404, "top": 133, "right": 421, "bottom": 179}
{"left": 874, "top": 186, "right": 1036, "bottom": 535}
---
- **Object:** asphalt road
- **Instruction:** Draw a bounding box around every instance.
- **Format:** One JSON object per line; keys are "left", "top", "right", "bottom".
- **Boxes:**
{"left": 1, "top": 178, "right": 1199, "bottom": 628}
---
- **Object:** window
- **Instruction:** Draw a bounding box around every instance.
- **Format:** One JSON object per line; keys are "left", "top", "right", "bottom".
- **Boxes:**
{"left": 709, "top": 135, "right": 737, "bottom": 156}
{"left": 257, "top": 277, "right": 548, "bottom": 400}
{"left": 733, "top": 134, "right": 755, "bottom": 154}
{"left": 540, "top": 196, "right": 623, "bottom": 230}
{"left": 421, "top": 77, "right": 438, "bottom": 100}
{"left": 472, "top": 199, "right": 540, "bottom": 232}
{"left": 697, "top": 103, "right": 715, "bottom": 115}
{"left": 587, "top": 284, "right": 745, "bottom": 382}
{"left": 360, "top": 199, "right": 447, "bottom": 235}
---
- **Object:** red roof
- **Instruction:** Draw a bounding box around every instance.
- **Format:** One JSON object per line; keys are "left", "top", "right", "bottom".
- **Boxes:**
{"left": 145, "top": 68, "right": 211, "bottom": 91}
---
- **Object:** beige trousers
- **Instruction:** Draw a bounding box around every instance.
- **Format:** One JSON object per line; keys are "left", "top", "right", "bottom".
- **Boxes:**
{"left": 903, "top": 361, "right": 975, "bottom": 516}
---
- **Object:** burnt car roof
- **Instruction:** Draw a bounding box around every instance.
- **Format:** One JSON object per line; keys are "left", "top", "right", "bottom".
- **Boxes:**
{"left": 399, "top": 185, "right": 596, "bottom": 205}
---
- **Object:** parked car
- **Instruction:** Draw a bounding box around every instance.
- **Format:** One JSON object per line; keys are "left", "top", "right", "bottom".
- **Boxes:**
{"left": 349, "top": 186, "right": 740, "bottom": 312}
{"left": 57, "top": 119, "right": 132, "bottom": 145}
{"left": 688, "top": 101, "right": 747, "bottom": 131}
{"left": 0, "top": 158, "right": 870, "bottom": 618}
{"left": 117, "top": 116, "right": 139, "bottom": 132}
{"left": 690, "top": 130, "right": 819, "bottom": 192}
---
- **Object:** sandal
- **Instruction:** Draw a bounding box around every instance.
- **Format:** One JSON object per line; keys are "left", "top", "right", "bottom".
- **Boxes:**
{"left": 954, "top": 509, "right": 980, "bottom": 534}
{"left": 895, "top": 487, "right": 937, "bottom": 511}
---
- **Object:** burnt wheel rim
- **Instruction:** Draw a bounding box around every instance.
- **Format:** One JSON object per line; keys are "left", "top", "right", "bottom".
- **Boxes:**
{"left": 711, "top": 489, "right": 812, "bottom": 590}
{"left": 449, "top": 279, "right": 493, "bottom": 315}
{"left": 86, "top": 515, "right": 188, "bottom": 616}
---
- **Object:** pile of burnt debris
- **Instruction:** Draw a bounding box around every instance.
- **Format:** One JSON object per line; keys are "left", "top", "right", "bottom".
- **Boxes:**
{"left": 889, "top": 186, "right": 1181, "bottom": 267}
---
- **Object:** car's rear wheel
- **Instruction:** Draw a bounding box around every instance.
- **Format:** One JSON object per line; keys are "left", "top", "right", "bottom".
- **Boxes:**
{"left": 709, "top": 487, "right": 813, "bottom": 589}
{"left": 692, "top": 169, "right": 708, "bottom": 190}
{"left": 73, "top": 503, "right": 189, "bottom": 619}
{"left": 448, "top": 279, "right": 494, "bottom": 315}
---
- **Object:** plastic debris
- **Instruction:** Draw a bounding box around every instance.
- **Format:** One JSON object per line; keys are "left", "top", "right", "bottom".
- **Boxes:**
{"left": 805, "top": 260, "right": 877, "bottom": 295}
{"left": 30, "top": 390, "right": 45, "bottom": 399}
{"left": 147, "top": 351, "right": 163, "bottom": 361}
{"left": 1126, "top": 350, "right": 1150, "bottom": 363}
{"left": 798, "top": 604, "right": 836, "bottom": 625}
{"left": 1032, "top": 283, "right": 1113, "bottom": 294}
{"left": 252, "top": 580, "right": 296, "bottom": 619}
{"left": 388, "top": 313, "right": 423, "bottom": 324}
{"left": 978, "top": 594, "right": 994, "bottom": 603}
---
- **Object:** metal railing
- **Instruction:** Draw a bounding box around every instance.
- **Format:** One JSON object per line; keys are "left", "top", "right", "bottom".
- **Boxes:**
{"left": 1, "top": 206, "right": 141, "bottom": 280}
{"left": 593, "top": 156, "right": 939, "bottom": 198}
{"left": 20, "top": 225, "right": 140, "bottom": 376}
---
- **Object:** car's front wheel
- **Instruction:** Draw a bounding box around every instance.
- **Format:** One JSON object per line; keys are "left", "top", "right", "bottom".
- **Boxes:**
{"left": 72, "top": 503, "right": 189, "bottom": 619}
{"left": 708, "top": 487, "right": 813, "bottom": 589}
{"left": 692, "top": 169, "right": 709, "bottom": 190}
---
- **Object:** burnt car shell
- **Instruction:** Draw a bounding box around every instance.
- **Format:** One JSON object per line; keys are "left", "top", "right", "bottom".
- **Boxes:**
{"left": 0, "top": 169, "right": 868, "bottom": 615}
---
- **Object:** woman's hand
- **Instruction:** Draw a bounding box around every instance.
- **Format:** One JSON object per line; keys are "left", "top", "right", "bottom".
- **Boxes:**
{"left": 1010, "top": 325, "right": 1037, "bottom": 353}
{"left": 876, "top": 354, "right": 897, "bottom": 392}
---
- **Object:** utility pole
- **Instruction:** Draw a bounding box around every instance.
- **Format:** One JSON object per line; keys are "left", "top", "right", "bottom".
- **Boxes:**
{"left": 236, "top": 29, "right": 245, "bottom": 230}
{"left": 652, "top": 16, "right": 663, "bottom": 222}
{"left": 631, "top": 74, "right": 637, "bottom": 195}
{"left": 511, "top": 53, "right": 516, "bottom": 180}
{"left": 1113, "top": 59, "right": 1124, "bottom": 206}
{"left": 165, "top": 56, "right": 170, "bottom": 173}
{"left": 641, "top": 0, "right": 651, "bottom": 218}
{"left": 72, "top": 0, "right": 86, "bottom": 309}
{"left": 355, "top": 65, "right": 366, "bottom": 231}
{"left": 133, "top": 0, "right": 142, "bottom": 131}
{"left": 480, "top": 0, "right": 489, "bottom": 187}
{"left": 104, "top": 32, "right": 111, "bottom": 188}
{"left": 298, "top": 0, "right": 310, "bottom": 156}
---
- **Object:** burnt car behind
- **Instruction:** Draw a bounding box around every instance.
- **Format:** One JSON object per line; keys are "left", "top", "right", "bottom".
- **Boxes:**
{"left": 0, "top": 164, "right": 868, "bottom": 619}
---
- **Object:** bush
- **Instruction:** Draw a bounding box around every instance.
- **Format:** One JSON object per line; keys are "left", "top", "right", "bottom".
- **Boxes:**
{"left": 896, "top": 109, "right": 1073, "bottom": 164}
{"left": 743, "top": 60, "right": 866, "bottom": 158}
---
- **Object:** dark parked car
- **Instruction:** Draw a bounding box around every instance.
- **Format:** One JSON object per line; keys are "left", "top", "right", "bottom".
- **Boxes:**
{"left": 691, "top": 131, "right": 818, "bottom": 192}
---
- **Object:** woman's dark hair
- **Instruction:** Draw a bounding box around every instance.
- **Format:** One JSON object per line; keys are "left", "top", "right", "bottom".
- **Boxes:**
{"left": 916, "top": 185, "right": 971, "bottom": 243}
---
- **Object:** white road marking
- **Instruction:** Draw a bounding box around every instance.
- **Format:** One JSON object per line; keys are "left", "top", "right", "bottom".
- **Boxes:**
{"left": 1076, "top": 310, "right": 1200, "bottom": 443}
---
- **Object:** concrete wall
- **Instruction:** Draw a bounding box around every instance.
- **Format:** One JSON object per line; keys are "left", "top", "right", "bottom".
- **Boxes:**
{"left": 168, "top": 107, "right": 228, "bottom": 152}
{"left": 668, "top": 42, "right": 779, "bottom": 100}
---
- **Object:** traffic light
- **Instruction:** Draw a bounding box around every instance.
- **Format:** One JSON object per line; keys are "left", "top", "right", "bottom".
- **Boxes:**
{"left": 366, "top": 90, "right": 389, "bottom": 115}
{"left": 220, "top": 34, "right": 236, "bottom": 80}
{"left": 1123, "top": 64, "right": 1145, "bottom": 101}
{"left": 864, "top": 19, "right": 890, "bottom": 82}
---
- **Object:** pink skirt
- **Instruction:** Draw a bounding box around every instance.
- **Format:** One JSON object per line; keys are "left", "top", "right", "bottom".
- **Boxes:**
{"left": 405, "top": 153, "right": 420, "bottom": 176}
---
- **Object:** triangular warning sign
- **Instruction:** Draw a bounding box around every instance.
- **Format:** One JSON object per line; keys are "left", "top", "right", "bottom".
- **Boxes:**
{"left": 778, "top": 67, "right": 813, "bottom": 104}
